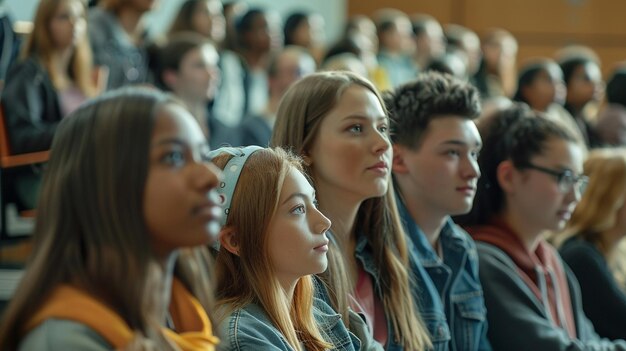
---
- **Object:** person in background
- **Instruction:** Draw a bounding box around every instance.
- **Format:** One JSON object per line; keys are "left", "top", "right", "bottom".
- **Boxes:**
{"left": 2, "top": 0, "right": 97, "bottom": 210}
{"left": 154, "top": 32, "right": 238, "bottom": 148}
{"left": 595, "top": 68, "right": 626, "bottom": 146}
{"left": 374, "top": 8, "right": 416, "bottom": 88}
{"left": 283, "top": 11, "right": 325, "bottom": 64}
{"left": 88, "top": 0, "right": 156, "bottom": 89}
{"left": 445, "top": 24, "right": 481, "bottom": 79}
{"left": 211, "top": 8, "right": 281, "bottom": 127}
{"left": 168, "top": 0, "right": 226, "bottom": 45}
{"left": 559, "top": 55, "right": 604, "bottom": 147}
{"left": 513, "top": 59, "right": 585, "bottom": 147}
{"left": 473, "top": 28, "right": 517, "bottom": 99}
{"left": 410, "top": 14, "right": 446, "bottom": 71}
{"left": 0, "top": 0, "right": 20, "bottom": 91}
{"left": 238, "top": 46, "right": 315, "bottom": 147}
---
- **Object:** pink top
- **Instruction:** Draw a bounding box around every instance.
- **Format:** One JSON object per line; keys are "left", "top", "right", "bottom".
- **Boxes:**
{"left": 350, "top": 265, "right": 388, "bottom": 346}
{"left": 58, "top": 85, "right": 87, "bottom": 117}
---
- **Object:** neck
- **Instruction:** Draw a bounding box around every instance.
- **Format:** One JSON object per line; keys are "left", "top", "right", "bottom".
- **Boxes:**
{"left": 241, "top": 50, "right": 267, "bottom": 70}
{"left": 266, "top": 93, "right": 282, "bottom": 116}
{"left": 397, "top": 185, "right": 447, "bottom": 248}
{"left": 116, "top": 6, "right": 145, "bottom": 43}
{"left": 501, "top": 210, "right": 544, "bottom": 252}
{"left": 50, "top": 48, "right": 74, "bottom": 86}
{"left": 278, "top": 277, "right": 298, "bottom": 304}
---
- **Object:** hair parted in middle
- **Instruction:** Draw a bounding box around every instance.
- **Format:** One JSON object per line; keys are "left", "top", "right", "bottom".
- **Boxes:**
{"left": 270, "top": 70, "right": 431, "bottom": 350}
{"left": 384, "top": 71, "right": 482, "bottom": 149}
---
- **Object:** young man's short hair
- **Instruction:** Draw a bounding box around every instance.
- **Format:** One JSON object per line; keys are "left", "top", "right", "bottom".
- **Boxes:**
{"left": 384, "top": 71, "right": 481, "bottom": 149}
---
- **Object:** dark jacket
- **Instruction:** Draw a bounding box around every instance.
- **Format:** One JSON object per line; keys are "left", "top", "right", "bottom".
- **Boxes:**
{"left": 560, "top": 237, "right": 626, "bottom": 341}
{"left": 2, "top": 57, "right": 61, "bottom": 154}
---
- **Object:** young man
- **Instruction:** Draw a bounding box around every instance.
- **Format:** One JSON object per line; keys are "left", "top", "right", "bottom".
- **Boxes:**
{"left": 385, "top": 71, "right": 491, "bottom": 351}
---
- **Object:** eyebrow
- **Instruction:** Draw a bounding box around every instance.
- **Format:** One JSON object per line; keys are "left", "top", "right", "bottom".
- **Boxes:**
{"left": 281, "top": 191, "right": 316, "bottom": 206}
{"left": 440, "top": 139, "right": 483, "bottom": 147}
{"left": 342, "top": 115, "right": 388, "bottom": 123}
{"left": 152, "top": 138, "right": 209, "bottom": 149}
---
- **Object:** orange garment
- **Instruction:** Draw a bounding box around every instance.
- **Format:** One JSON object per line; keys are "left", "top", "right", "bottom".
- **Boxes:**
{"left": 25, "top": 278, "right": 218, "bottom": 350}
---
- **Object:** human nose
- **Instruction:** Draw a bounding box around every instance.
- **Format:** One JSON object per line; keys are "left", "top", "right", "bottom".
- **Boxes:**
{"left": 371, "top": 128, "right": 391, "bottom": 155}
{"left": 194, "top": 161, "right": 223, "bottom": 193}
{"left": 312, "top": 207, "right": 331, "bottom": 235}
{"left": 462, "top": 155, "right": 481, "bottom": 179}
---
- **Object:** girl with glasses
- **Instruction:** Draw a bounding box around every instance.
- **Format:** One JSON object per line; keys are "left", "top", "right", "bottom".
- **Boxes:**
{"left": 552, "top": 148, "right": 626, "bottom": 340}
{"left": 456, "top": 103, "right": 626, "bottom": 350}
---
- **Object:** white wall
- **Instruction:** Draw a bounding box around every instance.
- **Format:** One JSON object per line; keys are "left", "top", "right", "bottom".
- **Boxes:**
{"left": 5, "top": 0, "right": 347, "bottom": 44}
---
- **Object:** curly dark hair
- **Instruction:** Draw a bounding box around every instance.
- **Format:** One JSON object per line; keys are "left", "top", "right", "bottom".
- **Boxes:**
{"left": 384, "top": 71, "right": 481, "bottom": 148}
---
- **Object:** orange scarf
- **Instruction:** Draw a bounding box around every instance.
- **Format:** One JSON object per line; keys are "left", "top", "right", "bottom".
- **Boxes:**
{"left": 25, "top": 279, "right": 219, "bottom": 350}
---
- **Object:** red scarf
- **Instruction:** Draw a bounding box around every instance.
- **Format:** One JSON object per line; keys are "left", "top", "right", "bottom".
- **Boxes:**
{"left": 467, "top": 219, "right": 577, "bottom": 338}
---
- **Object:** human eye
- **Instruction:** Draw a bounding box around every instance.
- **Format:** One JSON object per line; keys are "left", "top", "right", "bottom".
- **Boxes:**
{"left": 557, "top": 170, "right": 575, "bottom": 188}
{"left": 291, "top": 204, "right": 306, "bottom": 215}
{"left": 445, "top": 149, "right": 461, "bottom": 157}
{"left": 378, "top": 123, "right": 389, "bottom": 134}
{"left": 348, "top": 124, "right": 363, "bottom": 134}
{"left": 470, "top": 149, "right": 480, "bottom": 160}
{"left": 161, "top": 149, "right": 186, "bottom": 167}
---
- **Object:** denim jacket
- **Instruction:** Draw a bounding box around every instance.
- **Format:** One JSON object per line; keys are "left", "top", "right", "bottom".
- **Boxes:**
{"left": 217, "top": 297, "right": 359, "bottom": 351}
{"left": 354, "top": 236, "right": 405, "bottom": 351}
{"left": 396, "top": 194, "right": 491, "bottom": 351}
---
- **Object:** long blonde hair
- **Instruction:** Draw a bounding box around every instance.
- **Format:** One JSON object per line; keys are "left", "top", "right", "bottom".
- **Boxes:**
{"left": 271, "top": 71, "right": 431, "bottom": 350}
{"left": 553, "top": 148, "right": 626, "bottom": 288}
{"left": 21, "top": 0, "right": 96, "bottom": 97}
{"left": 213, "top": 147, "right": 330, "bottom": 351}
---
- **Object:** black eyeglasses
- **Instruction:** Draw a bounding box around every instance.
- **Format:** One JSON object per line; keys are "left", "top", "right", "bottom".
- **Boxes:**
{"left": 524, "top": 163, "right": 589, "bottom": 194}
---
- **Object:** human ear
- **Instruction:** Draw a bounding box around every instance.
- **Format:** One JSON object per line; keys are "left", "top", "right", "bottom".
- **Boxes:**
{"left": 496, "top": 160, "right": 516, "bottom": 194}
{"left": 219, "top": 226, "right": 240, "bottom": 256}
{"left": 391, "top": 144, "right": 409, "bottom": 174}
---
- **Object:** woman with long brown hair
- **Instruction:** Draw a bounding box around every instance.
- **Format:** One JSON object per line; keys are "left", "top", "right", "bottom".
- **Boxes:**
{"left": 271, "top": 71, "right": 431, "bottom": 350}
{"left": 0, "top": 87, "right": 222, "bottom": 350}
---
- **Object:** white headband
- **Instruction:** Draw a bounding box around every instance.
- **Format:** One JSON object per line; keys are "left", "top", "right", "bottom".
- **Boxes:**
{"left": 208, "top": 146, "right": 264, "bottom": 226}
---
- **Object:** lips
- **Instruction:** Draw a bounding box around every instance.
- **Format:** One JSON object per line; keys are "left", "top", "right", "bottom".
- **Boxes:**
{"left": 367, "top": 161, "right": 389, "bottom": 174}
{"left": 192, "top": 200, "right": 223, "bottom": 222}
{"left": 313, "top": 239, "right": 330, "bottom": 252}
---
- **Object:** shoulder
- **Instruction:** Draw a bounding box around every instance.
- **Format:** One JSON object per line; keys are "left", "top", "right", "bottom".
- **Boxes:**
{"left": 218, "top": 303, "right": 291, "bottom": 350}
{"left": 475, "top": 241, "right": 517, "bottom": 271}
{"left": 19, "top": 319, "right": 110, "bottom": 351}
{"left": 5, "top": 58, "right": 43, "bottom": 81}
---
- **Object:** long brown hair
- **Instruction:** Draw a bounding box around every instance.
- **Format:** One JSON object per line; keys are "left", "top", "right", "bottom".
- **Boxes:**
{"left": 213, "top": 147, "right": 330, "bottom": 351}
{"left": 271, "top": 71, "right": 431, "bottom": 350}
{"left": 0, "top": 88, "right": 184, "bottom": 349}
{"left": 21, "top": 0, "right": 96, "bottom": 97}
